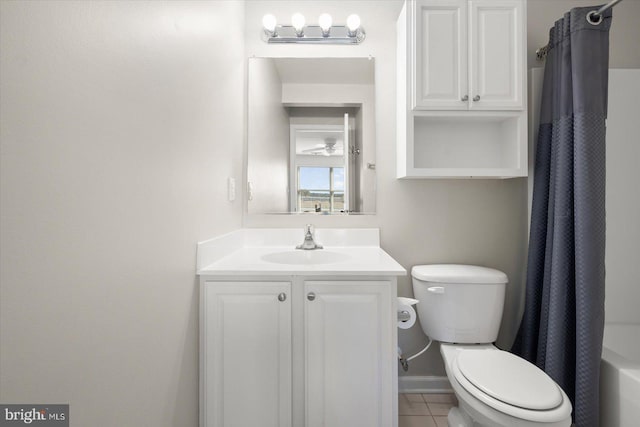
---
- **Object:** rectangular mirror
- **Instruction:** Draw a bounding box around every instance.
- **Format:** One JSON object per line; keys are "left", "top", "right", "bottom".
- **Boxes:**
{"left": 247, "top": 57, "right": 376, "bottom": 214}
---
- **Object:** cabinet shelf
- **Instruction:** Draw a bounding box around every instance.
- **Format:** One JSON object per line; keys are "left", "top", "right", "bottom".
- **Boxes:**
{"left": 398, "top": 111, "right": 526, "bottom": 178}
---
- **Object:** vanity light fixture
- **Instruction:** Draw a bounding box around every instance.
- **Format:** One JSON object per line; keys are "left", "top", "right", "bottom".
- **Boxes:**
{"left": 261, "top": 13, "right": 365, "bottom": 44}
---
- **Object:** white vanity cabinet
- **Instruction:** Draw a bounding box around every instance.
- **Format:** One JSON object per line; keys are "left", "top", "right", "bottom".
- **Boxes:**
{"left": 411, "top": 0, "right": 524, "bottom": 111}
{"left": 200, "top": 277, "right": 397, "bottom": 427}
{"left": 397, "top": 0, "right": 527, "bottom": 178}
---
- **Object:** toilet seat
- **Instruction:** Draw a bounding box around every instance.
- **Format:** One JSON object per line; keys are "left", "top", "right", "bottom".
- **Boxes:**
{"left": 456, "top": 349, "right": 563, "bottom": 410}
{"left": 451, "top": 348, "right": 572, "bottom": 423}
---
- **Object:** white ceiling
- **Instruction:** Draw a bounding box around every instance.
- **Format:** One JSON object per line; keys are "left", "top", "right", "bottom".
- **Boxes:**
{"left": 295, "top": 129, "right": 344, "bottom": 156}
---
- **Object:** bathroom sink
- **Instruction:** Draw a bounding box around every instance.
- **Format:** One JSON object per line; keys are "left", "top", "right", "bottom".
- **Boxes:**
{"left": 261, "top": 250, "right": 348, "bottom": 265}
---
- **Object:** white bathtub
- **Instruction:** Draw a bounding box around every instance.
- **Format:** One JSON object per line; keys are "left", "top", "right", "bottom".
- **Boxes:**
{"left": 600, "top": 323, "right": 640, "bottom": 427}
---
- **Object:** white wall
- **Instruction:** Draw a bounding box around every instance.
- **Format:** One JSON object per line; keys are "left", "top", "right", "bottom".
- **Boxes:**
{"left": 604, "top": 70, "right": 640, "bottom": 324}
{"left": 247, "top": 59, "right": 290, "bottom": 213}
{"left": 0, "top": 1, "right": 244, "bottom": 425}
{"left": 244, "top": 1, "right": 529, "bottom": 378}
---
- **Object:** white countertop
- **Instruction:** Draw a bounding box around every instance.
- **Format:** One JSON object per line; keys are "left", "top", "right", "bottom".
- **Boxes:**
{"left": 196, "top": 228, "right": 406, "bottom": 277}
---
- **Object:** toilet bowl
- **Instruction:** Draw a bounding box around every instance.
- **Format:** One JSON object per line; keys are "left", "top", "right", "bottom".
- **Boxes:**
{"left": 411, "top": 264, "right": 572, "bottom": 427}
{"left": 441, "top": 344, "right": 572, "bottom": 427}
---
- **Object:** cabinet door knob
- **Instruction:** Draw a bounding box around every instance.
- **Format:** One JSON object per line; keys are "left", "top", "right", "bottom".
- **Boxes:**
{"left": 461, "top": 95, "right": 469, "bottom": 101}
{"left": 307, "top": 292, "right": 316, "bottom": 301}
{"left": 473, "top": 95, "right": 481, "bottom": 102}
{"left": 278, "top": 293, "right": 287, "bottom": 302}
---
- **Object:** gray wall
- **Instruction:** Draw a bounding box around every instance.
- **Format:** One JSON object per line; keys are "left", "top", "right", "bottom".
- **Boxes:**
{"left": 0, "top": 1, "right": 245, "bottom": 426}
{"left": 528, "top": 0, "right": 640, "bottom": 69}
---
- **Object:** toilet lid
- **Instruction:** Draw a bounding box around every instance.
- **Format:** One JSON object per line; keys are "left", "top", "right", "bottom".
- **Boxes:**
{"left": 454, "top": 349, "right": 563, "bottom": 410}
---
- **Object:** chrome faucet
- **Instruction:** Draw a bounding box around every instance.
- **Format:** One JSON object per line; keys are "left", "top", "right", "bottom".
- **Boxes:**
{"left": 296, "top": 224, "right": 323, "bottom": 250}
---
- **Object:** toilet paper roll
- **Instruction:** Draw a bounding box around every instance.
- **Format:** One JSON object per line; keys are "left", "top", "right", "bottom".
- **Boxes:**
{"left": 397, "top": 297, "right": 418, "bottom": 329}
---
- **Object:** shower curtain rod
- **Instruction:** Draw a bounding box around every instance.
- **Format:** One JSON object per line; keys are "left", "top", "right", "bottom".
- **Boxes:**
{"left": 536, "top": 0, "right": 623, "bottom": 61}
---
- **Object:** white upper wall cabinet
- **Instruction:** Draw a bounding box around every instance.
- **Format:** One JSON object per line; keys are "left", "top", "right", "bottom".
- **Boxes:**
{"left": 411, "top": 0, "right": 524, "bottom": 111}
{"left": 397, "top": 0, "right": 527, "bottom": 178}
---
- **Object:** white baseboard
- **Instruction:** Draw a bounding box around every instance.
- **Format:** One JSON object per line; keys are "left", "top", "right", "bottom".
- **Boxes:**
{"left": 398, "top": 376, "right": 453, "bottom": 394}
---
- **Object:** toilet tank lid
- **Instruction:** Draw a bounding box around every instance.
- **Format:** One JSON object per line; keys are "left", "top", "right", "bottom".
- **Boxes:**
{"left": 411, "top": 264, "right": 508, "bottom": 284}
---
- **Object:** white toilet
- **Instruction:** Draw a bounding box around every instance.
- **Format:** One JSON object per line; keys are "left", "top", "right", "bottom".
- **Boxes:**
{"left": 412, "top": 264, "right": 572, "bottom": 427}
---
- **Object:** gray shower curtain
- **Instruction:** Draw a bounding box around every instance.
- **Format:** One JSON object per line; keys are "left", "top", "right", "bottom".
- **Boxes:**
{"left": 513, "top": 6, "right": 611, "bottom": 427}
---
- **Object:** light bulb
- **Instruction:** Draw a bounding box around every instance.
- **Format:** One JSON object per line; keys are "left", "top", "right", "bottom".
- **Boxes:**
{"left": 291, "top": 13, "right": 305, "bottom": 36}
{"left": 318, "top": 13, "right": 332, "bottom": 31}
{"left": 262, "top": 14, "right": 277, "bottom": 33}
{"left": 346, "top": 14, "right": 361, "bottom": 36}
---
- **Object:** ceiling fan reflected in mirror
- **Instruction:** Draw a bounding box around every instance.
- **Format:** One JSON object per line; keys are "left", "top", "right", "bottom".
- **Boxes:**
{"left": 301, "top": 137, "right": 343, "bottom": 156}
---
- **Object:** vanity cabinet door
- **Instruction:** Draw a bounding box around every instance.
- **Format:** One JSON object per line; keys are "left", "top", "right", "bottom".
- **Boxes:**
{"left": 413, "top": 0, "right": 468, "bottom": 110}
{"left": 304, "top": 281, "right": 394, "bottom": 427}
{"left": 469, "top": 0, "right": 524, "bottom": 110}
{"left": 202, "top": 282, "right": 291, "bottom": 427}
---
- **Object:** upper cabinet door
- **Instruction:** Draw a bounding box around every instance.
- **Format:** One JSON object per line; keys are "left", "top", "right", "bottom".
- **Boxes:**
{"left": 413, "top": 0, "right": 468, "bottom": 110}
{"left": 469, "top": 0, "right": 524, "bottom": 110}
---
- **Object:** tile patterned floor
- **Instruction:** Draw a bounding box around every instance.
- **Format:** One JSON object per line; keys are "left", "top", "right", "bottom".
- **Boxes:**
{"left": 399, "top": 393, "right": 457, "bottom": 427}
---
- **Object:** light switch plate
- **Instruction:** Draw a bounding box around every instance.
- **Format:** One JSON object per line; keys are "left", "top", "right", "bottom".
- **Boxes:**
{"left": 227, "top": 177, "right": 236, "bottom": 201}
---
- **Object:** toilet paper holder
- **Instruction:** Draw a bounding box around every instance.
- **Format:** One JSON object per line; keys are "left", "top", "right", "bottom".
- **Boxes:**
{"left": 398, "top": 310, "right": 412, "bottom": 322}
{"left": 396, "top": 297, "right": 419, "bottom": 327}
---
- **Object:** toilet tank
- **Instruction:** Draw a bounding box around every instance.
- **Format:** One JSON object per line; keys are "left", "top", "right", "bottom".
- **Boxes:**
{"left": 411, "top": 264, "right": 508, "bottom": 344}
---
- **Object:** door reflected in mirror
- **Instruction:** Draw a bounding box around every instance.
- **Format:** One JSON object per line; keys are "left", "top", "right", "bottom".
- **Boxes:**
{"left": 247, "top": 58, "right": 375, "bottom": 214}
